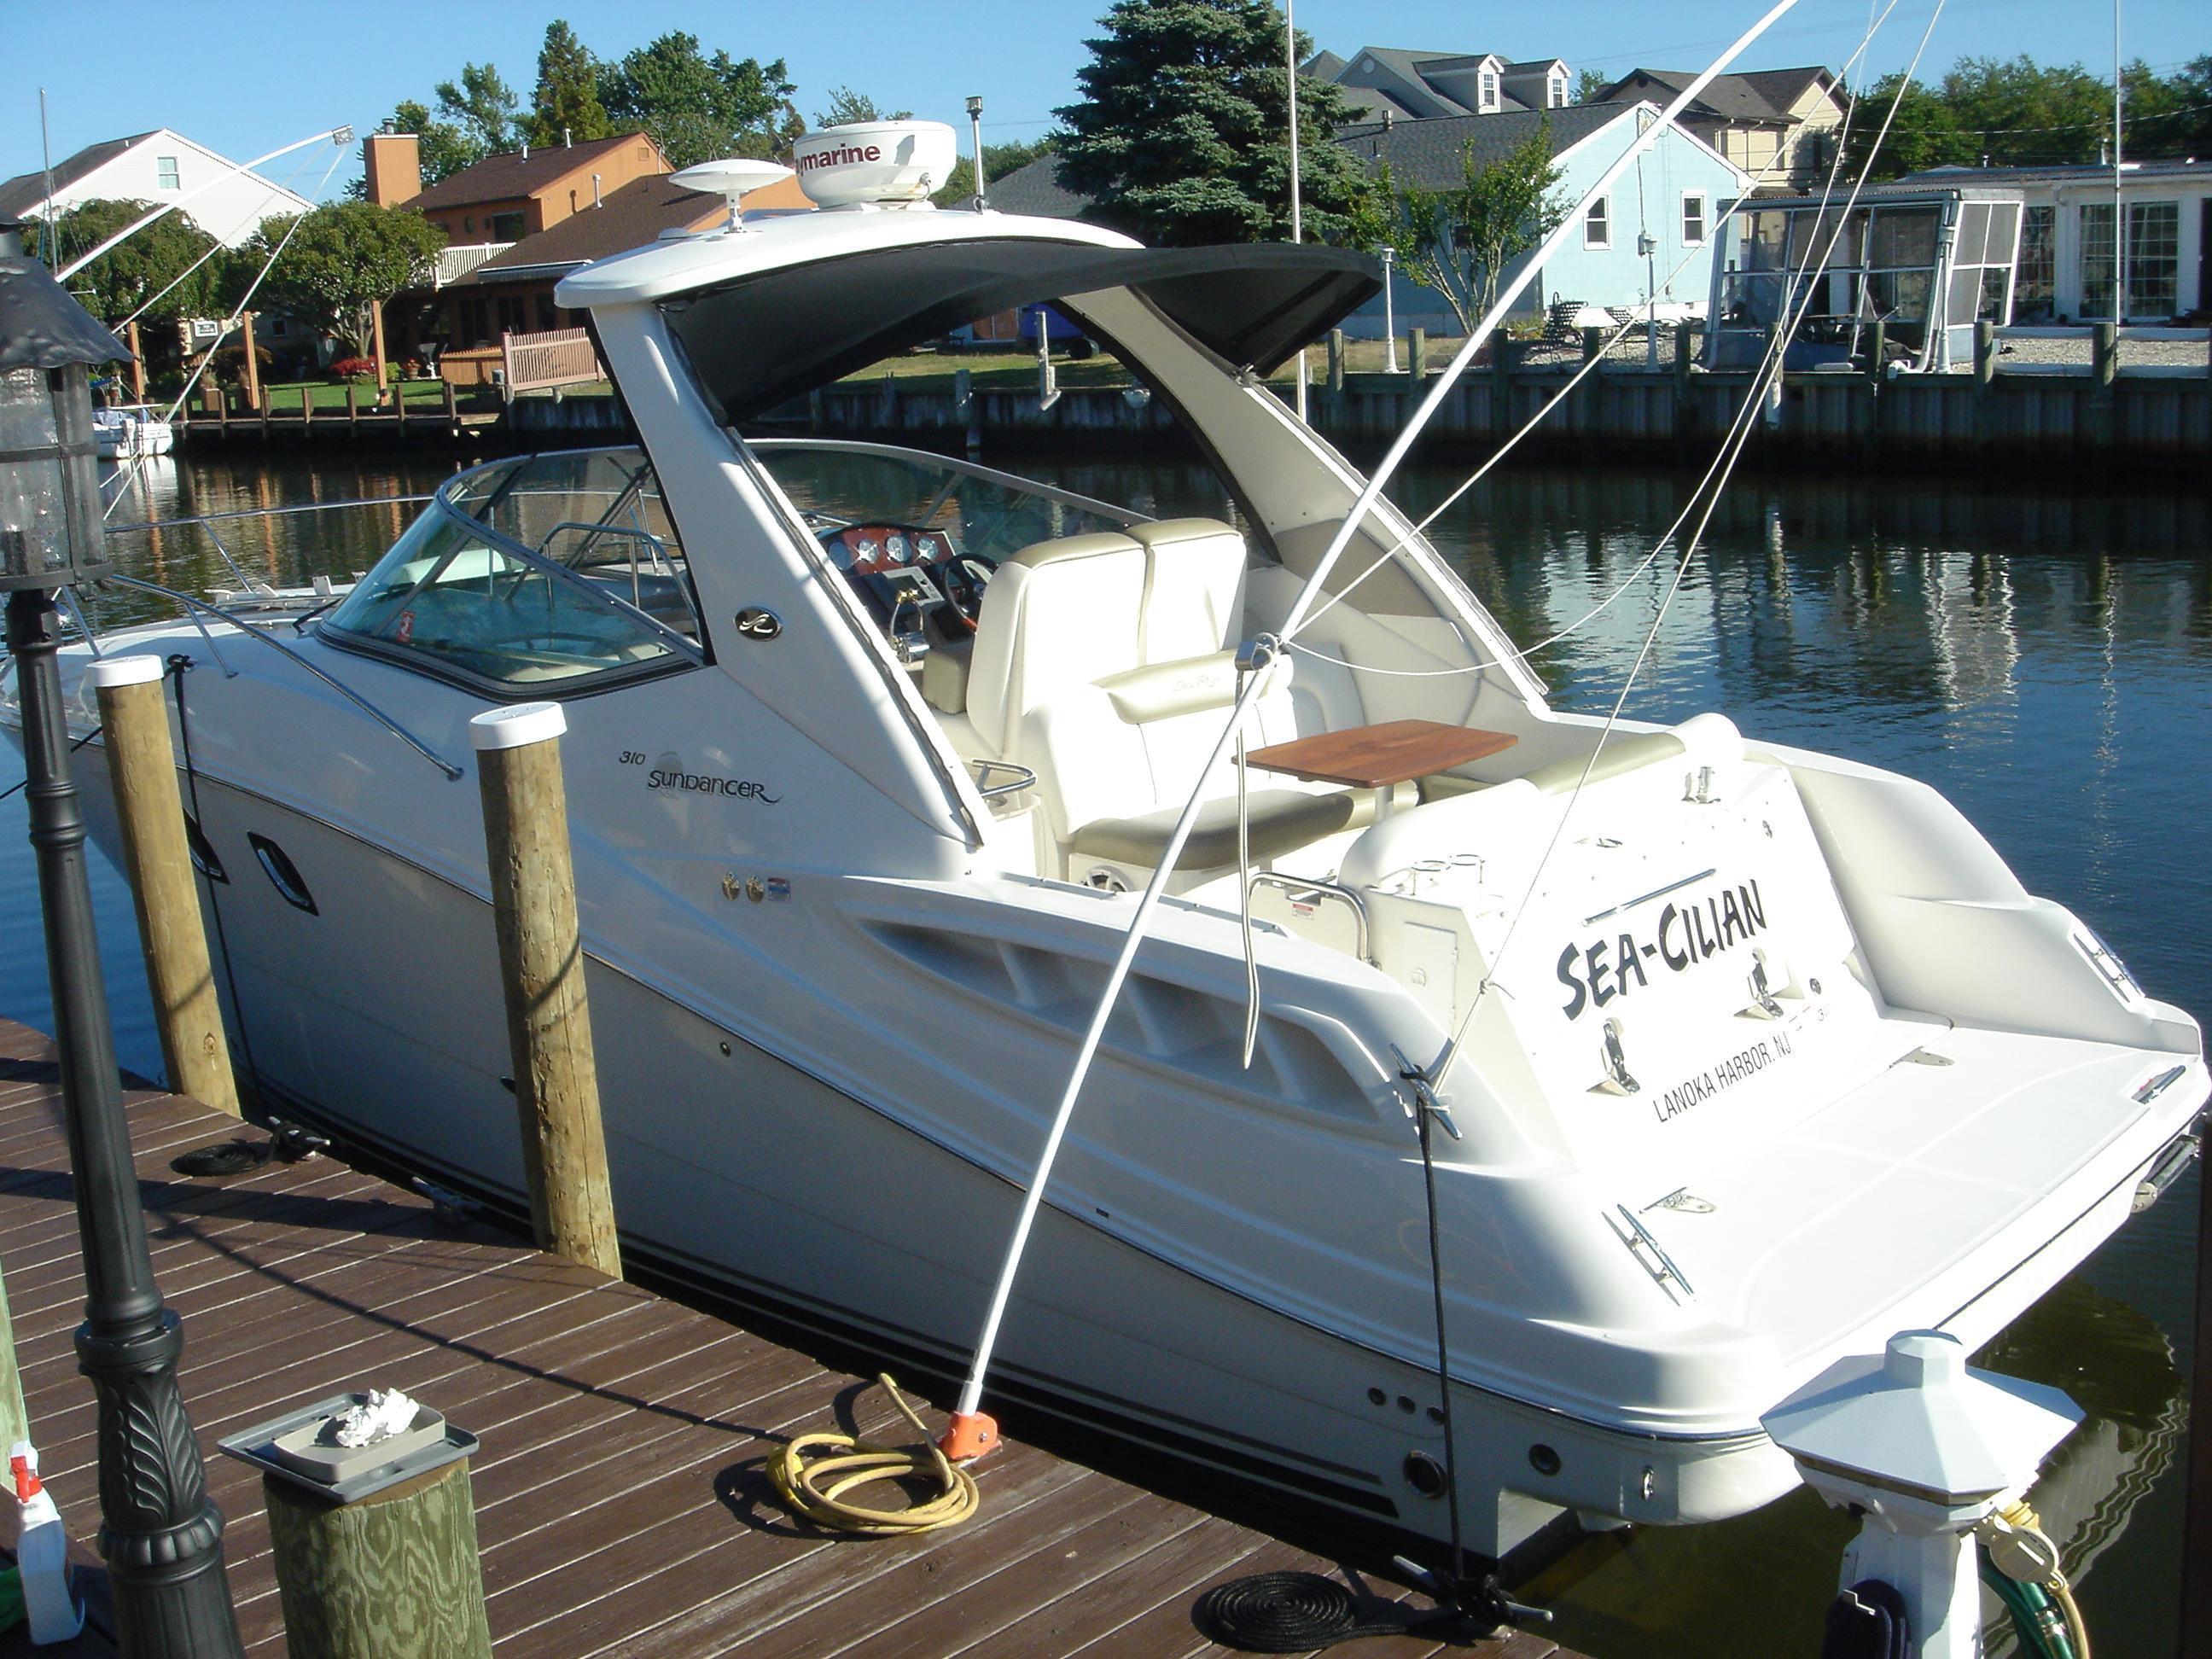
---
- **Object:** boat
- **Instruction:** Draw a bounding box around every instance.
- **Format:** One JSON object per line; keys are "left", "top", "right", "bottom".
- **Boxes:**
{"left": 4, "top": 125, "right": 2203, "bottom": 1568}
{"left": 92, "top": 402, "right": 175, "bottom": 458}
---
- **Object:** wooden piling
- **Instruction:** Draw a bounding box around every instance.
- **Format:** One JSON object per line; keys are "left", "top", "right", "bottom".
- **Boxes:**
{"left": 469, "top": 702, "right": 620, "bottom": 1278}
{"left": 1408, "top": 328, "right": 1428, "bottom": 380}
{"left": 1581, "top": 325, "right": 1604, "bottom": 366}
{"left": 1326, "top": 329, "right": 1345, "bottom": 392}
{"left": 1490, "top": 334, "right": 1513, "bottom": 439}
{"left": 1973, "top": 320, "right": 1996, "bottom": 387}
{"left": 125, "top": 319, "right": 146, "bottom": 403}
{"left": 2185, "top": 1151, "right": 2212, "bottom": 1656}
{"left": 92, "top": 655, "right": 241, "bottom": 1118}
{"left": 240, "top": 311, "right": 261, "bottom": 411}
{"left": 2093, "top": 322, "right": 2118, "bottom": 387}
{"left": 264, "top": 1460, "right": 492, "bottom": 1659}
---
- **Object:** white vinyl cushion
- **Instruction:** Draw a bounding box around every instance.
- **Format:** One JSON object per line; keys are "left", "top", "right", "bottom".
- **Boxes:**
{"left": 1127, "top": 518, "right": 1246, "bottom": 662}
{"left": 965, "top": 532, "right": 1149, "bottom": 758}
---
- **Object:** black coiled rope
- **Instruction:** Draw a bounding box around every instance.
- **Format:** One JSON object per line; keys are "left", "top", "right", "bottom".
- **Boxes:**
{"left": 1195, "top": 1572, "right": 1470, "bottom": 1653}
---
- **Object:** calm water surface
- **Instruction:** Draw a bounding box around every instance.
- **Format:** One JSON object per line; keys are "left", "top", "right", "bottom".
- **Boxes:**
{"left": 2, "top": 449, "right": 2204, "bottom": 1657}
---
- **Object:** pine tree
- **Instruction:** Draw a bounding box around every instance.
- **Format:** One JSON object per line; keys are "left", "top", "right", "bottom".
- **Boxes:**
{"left": 1053, "top": 0, "right": 1373, "bottom": 246}
{"left": 527, "top": 21, "right": 613, "bottom": 148}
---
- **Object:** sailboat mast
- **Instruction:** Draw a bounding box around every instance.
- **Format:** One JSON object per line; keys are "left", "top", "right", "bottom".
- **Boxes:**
{"left": 1287, "top": 0, "right": 1307, "bottom": 419}
{"left": 2112, "top": 0, "right": 2125, "bottom": 324}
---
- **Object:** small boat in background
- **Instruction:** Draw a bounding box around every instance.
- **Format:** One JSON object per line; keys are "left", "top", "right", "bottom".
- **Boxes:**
{"left": 94, "top": 403, "right": 174, "bottom": 458}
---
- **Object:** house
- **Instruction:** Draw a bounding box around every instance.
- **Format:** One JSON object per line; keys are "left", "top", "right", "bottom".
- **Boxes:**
{"left": 363, "top": 130, "right": 811, "bottom": 364}
{"left": 1894, "top": 159, "right": 2211, "bottom": 323}
{"left": 1585, "top": 68, "right": 1844, "bottom": 192}
{"left": 0, "top": 127, "right": 317, "bottom": 247}
{"left": 991, "top": 102, "right": 1752, "bottom": 333}
{"left": 1308, "top": 49, "right": 1575, "bottom": 121}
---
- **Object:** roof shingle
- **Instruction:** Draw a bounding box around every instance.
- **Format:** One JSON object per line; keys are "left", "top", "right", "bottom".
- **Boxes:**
{"left": 405, "top": 133, "right": 656, "bottom": 213}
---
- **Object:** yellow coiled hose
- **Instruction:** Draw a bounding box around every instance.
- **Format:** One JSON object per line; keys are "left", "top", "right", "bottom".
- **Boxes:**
{"left": 766, "top": 1374, "right": 980, "bottom": 1535}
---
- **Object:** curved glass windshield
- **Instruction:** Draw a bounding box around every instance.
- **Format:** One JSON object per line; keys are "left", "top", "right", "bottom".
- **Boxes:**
{"left": 323, "top": 448, "right": 701, "bottom": 690}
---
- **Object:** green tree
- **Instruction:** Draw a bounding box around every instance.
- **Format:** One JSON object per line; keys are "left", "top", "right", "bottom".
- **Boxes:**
{"left": 813, "top": 87, "right": 912, "bottom": 128}
{"left": 44, "top": 199, "right": 230, "bottom": 325}
{"left": 932, "top": 137, "right": 1060, "bottom": 207}
{"left": 1365, "top": 123, "right": 1569, "bottom": 331}
{"left": 1054, "top": 0, "right": 1376, "bottom": 246}
{"left": 1576, "top": 68, "right": 1610, "bottom": 103}
{"left": 252, "top": 202, "right": 446, "bottom": 354}
{"left": 1844, "top": 72, "right": 1967, "bottom": 178}
{"left": 598, "top": 32, "right": 800, "bottom": 168}
{"left": 527, "top": 21, "right": 613, "bottom": 148}
{"left": 435, "top": 63, "right": 522, "bottom": 157}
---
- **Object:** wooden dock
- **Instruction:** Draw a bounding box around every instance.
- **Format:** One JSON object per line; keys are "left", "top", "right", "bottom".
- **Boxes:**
{"left": 0, "top": 1019, "right": 1578, "bottom": 1657}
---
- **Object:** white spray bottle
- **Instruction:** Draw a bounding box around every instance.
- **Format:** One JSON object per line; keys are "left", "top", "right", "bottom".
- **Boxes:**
{"left": 9, "top": 1442, "right": 84, "bottom": 1644}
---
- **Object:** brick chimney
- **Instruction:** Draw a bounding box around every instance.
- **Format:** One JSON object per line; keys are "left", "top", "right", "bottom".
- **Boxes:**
{"left": 364, "top": 133, "right": 422, "bottom": 207}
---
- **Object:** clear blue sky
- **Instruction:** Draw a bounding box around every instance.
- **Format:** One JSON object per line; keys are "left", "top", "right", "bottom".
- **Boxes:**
{"left": 7, "top": 0, "right": 2204, "bottom": 203}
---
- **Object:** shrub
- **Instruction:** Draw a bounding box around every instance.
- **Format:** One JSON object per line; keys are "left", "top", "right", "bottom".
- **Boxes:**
{"left": 329, "top": 356, "right": 378, "bottom": 381}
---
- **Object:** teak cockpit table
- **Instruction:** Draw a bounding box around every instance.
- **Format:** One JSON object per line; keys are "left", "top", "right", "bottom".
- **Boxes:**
{"left": 1245, "top": 719, "right": 1517, "bottom": 822}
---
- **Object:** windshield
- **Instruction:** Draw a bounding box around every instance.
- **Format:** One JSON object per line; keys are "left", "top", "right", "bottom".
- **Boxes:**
{"left": 322, "top": 447, "right": 703, "bottom": 690}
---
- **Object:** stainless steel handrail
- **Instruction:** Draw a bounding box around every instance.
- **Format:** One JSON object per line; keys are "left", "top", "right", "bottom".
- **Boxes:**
{"left": 1244, "top": 871, "right": 1371, "bottom": 961}
{"left": 749, "top": 437, "right": 1151, "bottom": 528}
{"left": 98, "top": 573, "right": 463, "bottom": 781}
{"left": 104, "top": 493, "right": 437, "bottom": 534}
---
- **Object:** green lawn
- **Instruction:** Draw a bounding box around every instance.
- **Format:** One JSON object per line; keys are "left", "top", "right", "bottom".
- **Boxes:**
{"left": 252, "top": 379, "right": 461, "bottom": 412}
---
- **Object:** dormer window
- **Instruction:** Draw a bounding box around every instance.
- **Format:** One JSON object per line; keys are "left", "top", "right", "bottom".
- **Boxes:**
{"left": 1548, "top": 71, "right": 1568, "bottom": 108}
{"left": 1478, "top": 69, "right": 1500, "bottom": 112}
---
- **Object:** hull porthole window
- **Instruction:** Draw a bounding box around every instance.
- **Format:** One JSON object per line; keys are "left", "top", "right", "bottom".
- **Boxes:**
{"left": 183, "top": 813, "right": 228, "bottom": 883}
{"left": 247, "top": 834, "right": 317, "bottom": 915}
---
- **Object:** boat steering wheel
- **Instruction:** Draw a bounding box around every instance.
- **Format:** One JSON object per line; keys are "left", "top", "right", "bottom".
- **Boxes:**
{"left": 818, "top": 523, "right": 993, "bottom": 632}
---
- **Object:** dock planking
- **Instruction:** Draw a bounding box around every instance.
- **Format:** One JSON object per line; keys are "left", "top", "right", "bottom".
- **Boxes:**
{"left": 0, "top": 1019, "right": 1577, "bottom": 1657}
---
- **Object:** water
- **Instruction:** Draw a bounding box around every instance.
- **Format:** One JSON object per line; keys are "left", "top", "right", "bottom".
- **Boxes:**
{"left": 3, "top": 449, "right": 2205, "bottom": 1656}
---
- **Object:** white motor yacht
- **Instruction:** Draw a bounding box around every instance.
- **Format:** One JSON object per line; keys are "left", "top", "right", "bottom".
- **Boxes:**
{"left": 93, "top": 402, "right": 174, "bottom": 459}
{"left": 5, "top": 138, "right": 2203, "bottom": 1565}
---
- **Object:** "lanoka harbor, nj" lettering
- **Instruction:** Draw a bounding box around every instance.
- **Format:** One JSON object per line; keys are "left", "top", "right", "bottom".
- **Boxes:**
{"left": 1556, "top": 878, "right": 1769, "bottom": 1020}
{"left": 1655, "top": 1028, "right": 1794, "bottom": 1121}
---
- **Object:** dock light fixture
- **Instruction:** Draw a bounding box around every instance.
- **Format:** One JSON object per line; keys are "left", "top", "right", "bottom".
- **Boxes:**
{"left": 965, "top": 96, "right": 987, "bottom": 212}
{"left": 0, "top": 216, "right": 246, "bottom": 1656}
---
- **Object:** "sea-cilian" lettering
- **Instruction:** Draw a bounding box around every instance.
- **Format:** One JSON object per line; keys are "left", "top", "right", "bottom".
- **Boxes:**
{"left": 1555, "top": 879, "right": 1768, "bottom": 1021}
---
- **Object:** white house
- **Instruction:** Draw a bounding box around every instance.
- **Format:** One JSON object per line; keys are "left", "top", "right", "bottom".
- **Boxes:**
{"left": 0, "top": 127, "right": 317, "bottom": 248}
{"left": 1896, "top": 160, "right": 2211, "bottom": 323}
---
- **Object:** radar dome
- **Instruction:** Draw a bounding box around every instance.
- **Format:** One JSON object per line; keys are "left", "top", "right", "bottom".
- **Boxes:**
{"left": 792, "top": 121, "right": 958, "bottom": 210}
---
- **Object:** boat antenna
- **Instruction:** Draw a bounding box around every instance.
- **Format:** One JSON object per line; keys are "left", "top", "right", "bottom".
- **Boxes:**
{"left": 38, "top": 90, "right": 58, "bottom": 267}
{"left": 56, "top": 124, "right": 354, "bottom": 282}
{"left": 966, "top": 95, "right": 987, "bottom": 211}
{"left": 934, "top": 0, "right": 1808, "bottom": 1470}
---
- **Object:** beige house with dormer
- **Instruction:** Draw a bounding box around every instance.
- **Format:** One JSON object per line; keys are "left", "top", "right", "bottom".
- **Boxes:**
{"left": 1586, "top": 67, "right": 1844, "bottom": 192}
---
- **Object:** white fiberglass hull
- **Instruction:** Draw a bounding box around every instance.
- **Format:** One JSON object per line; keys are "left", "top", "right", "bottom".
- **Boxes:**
{"left": 49, "top": 736, "right": 2201, "bottom": 1561}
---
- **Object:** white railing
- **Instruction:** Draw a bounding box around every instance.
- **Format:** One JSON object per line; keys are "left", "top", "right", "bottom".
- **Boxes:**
{"left": 501, "top": 328, "right": 602, "bottom": 394}
{"left": 434, "top": 242, "right": 512, "bottom": 288}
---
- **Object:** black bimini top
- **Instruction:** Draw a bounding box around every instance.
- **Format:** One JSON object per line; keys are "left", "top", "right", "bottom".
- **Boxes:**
{"left": 659, "top": 239, "right": 1381, "bottom": 424}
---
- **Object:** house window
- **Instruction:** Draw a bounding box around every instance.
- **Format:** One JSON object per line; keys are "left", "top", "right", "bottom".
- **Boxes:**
{"left": 155, "top": 155, "right": 180, "bottom": 191}
{"left": 2015, "top": 205, "right": 2056, "bottom": 319}
{"left": 1681, "top": 192, "right": 1707, "bottom": 246}
{"left": 486, "top": 211, "right": 525, "bottom": 242}
{"left": 1548, "top": 72, "right": 1567, "bottom": 108}
{"left": 2079, "top": 201, "right": 2179, "bottom": 318}
{"left": 1478, "top": 70, "right": 1500, "bottom": 113}
{"left": 1584, "top": 195, "right": 1611, "bottom": 250}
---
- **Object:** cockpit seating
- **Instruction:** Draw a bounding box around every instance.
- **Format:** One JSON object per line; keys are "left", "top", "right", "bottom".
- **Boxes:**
{"left": 953, "top": 517, "right": 1390, "bottom": 884}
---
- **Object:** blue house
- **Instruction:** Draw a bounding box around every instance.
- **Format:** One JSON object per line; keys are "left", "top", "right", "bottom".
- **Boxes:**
{"left": 987, "top": 100, "right": 1752, "bottom": 341}
{"left": 1337, "top": 102, "right": 1754, "bottom": 337}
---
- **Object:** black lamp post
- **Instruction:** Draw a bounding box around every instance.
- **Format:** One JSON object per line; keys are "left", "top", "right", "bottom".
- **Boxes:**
{"left": 0, "top": 218, "right": 243, "bottom": 1654}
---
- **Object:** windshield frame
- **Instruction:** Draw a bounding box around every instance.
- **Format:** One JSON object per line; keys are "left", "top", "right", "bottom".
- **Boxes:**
{"left": 317, "top": 447, "right": 709, "bottom": 701}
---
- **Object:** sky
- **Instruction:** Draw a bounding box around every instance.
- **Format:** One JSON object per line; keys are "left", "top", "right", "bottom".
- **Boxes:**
{"left": 5, "top": 0, "right": 2204, "bottom": 201}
